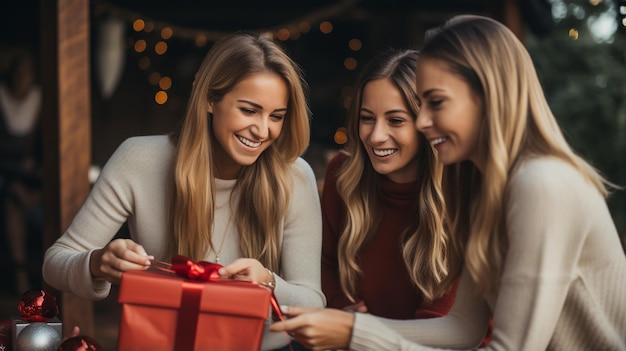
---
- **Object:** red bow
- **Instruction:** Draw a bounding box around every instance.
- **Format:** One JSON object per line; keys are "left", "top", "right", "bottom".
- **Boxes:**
{"left": 170, "top": 254, "right": 223, "bottom": 281}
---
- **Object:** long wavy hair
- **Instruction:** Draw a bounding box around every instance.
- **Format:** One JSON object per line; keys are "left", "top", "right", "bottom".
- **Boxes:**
{"left": 336, "top": 49, "right": 451, "bottom": 302}
{"left": 166, "top": 32, "right": 310, "bottom": 272}
{"left": 420, "top": 15, "right": 613, "bottom": 298}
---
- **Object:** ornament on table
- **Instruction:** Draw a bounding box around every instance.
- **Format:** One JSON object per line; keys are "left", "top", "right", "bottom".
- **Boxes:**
{"left": 18, "top": 289, "right": 59, "bottom": 322}
{"left": 12, "top": 289, "right": 62, "bottom": 351}
{"left": 14, "top": 322, "right": 62, "bottom": 351}
{"left": 1, "top": 318, "right": 11, "bottom": 351}
{"left": 56, "top": 335, "right": 102, "bottom": 351}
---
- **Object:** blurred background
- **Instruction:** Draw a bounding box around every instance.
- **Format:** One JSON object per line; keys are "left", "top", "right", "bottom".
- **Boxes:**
{"left": 0, "top": 0, "right": 624, "bottom": 349}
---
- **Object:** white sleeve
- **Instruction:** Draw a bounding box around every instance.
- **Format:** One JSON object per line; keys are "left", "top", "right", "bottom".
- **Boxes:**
{"left": 350, "top": 267, "right": 489, "bottom": 350}
{"left": 274, "top": 157, "right": 326, "bottom": 307}
{"left": 42, "top": 139, "right": 137, "bottom": 300}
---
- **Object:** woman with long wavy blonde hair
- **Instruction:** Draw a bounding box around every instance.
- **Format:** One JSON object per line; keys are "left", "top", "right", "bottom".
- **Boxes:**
{"left": 321, "top": 48, "right": 463, "bottom": 320}
{"left": 43, "top": 32, "right": 325, "bottom": 350}
{"left": 272, "top": 15, "right": 625, "bottom": 351}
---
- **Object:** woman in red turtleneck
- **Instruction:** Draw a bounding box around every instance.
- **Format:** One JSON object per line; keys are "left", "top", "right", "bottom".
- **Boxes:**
{"left": 320, "top": 48, "right": 460, "bottom": 321}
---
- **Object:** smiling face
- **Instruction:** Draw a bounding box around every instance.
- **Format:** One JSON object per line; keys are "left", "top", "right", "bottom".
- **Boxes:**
{"left": 209, "top": 72, "right": 288, "bottom": 179}
{"left": 415, "top": 57, "right": 484, "bottom": 170}
{"left": 359, "top": 78, "right": 419, "bottom": 183}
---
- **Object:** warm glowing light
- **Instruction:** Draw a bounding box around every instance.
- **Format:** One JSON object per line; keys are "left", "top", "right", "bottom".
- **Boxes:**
{"left": 290, "top": 29, "right": 301, "bottom": 40}
{"left": 622, "top": 18, "right": 626, "bottom": 27}
{"left": 588, "top": 0, "right": 601, "bottom": 5}
{"left": 568, "top": 28, "right": 579, "bottom": 40}
{"left": 155, "top": 91, "right": 168, "bottom": 104}
{"left": 621, "top": 5, "right": 626, "bottom": 15}
{"left": 161, "top": 27, "right": 173, "bottom": 40}
{"left": 148, "top": 72, "right": 161, "bottom": 85}
{"left": 155, "top": 41, "right": 168, "bottom": 55}
{"left": 159, "top": 76, "right": 172, "bottom": 90}
{"left": 320, "top": 21, "right": 333, "bottom": 34}
{"left": 334, "top": 127, "right": 348, "bottom": 144}
{"left": 276, "top": 28, "right": 290, "bottom": 41}
{"left": 195, "top": 34, "right": 208, "bottom": 47}
{"left": 132, "top": 19, "right": 145, "bottom": 32}
{"left": 349, "top": 38, "right": 362, "bottom": 51}
{"left": 344, "top": 57, "right": 358, "bottom": 70}
{"left": 134, "top": 39, "right": 147, "bottom": 53}
{"left": 298, "top": 22, "right": 311, "bottom": 33}
{"left": 343, "top": 96, "right": 352, "bottom": 109}
{"left": 138, "top": 57, "right": 151, "bottom": 70}
{"left": 144, "top": 21, "right": 154, "bottom": 32}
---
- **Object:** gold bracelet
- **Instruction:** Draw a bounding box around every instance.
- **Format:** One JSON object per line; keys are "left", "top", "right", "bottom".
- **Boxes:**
{"left": 263, "top": 268, "right": 276, "bottom": 290}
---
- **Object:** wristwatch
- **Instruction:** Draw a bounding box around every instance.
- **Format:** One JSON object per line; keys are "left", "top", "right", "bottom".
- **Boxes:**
{"left": 264, "top": 268, "right": 276, "bottom": 290}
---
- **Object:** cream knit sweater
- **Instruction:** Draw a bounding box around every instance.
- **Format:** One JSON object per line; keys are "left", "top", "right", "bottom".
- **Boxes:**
{"left": 350, "top": 157, "right": 626, "bottom": 351}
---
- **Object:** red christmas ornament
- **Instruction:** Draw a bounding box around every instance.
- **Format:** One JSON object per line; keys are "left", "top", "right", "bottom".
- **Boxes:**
{"left": 56, "top": 335, "right": 102, "bottom": 351}
{"left": 18, "top": 289, "right": 59, "bottom": 322}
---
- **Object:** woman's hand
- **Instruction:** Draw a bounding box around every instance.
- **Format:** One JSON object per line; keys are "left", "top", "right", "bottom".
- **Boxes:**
{"left": 218, "top": 258, "right": 273, "bottom": 286}
{"left": 269, "top": 306, "right": 355, "bottom": 351}
{"left": 89, "top": 239, "right": 153, "bottom": 284}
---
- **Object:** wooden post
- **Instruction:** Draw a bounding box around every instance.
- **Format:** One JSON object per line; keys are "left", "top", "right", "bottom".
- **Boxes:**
{"left": 40, "top": 0, "right": 94, "bottom": 337}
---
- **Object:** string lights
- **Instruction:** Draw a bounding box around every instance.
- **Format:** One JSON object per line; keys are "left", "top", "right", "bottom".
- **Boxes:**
{"left": 94, "top": 0, "right": 360, "bottom": 108}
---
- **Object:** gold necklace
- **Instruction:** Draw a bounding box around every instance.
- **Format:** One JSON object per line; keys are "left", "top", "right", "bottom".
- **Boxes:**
{"left": 213, "top": 208, "right": 233, "bottom": 264}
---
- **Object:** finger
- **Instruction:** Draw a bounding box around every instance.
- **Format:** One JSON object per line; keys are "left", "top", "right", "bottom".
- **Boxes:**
{"left": 119, "top": 240, "right": 153, "bottom": 266}
{"left": 281, "top": 305, "right": 321, "bottom": 317}
{"left": 218, "top": 258, "right": 256, "bottom": 276}
{"left": 71, "top": 325, "right": 80, "bottom": 337}
{"left": 269, "top": 319, "right": 299, "bottom": 332}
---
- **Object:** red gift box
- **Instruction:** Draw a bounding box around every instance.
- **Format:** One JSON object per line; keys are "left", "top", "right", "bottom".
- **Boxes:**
{"left": 117, "top": 269, "right": 273, "bottom": 351}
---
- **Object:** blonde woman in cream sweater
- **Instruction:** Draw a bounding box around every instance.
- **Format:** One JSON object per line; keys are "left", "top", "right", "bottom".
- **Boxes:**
{"left": 43, "top": 32, "right": 325, "bottom": 351}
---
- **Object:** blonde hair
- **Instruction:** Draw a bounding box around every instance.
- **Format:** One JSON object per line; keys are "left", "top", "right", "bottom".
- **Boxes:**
{"left": 336, "top": 49, "right": 451, "bottom": 302}
{"left": 421, "top": 15, "right": 612, "bottom": 298}
{"left": 167, "top": 32, "right": 310, "bottom": 272}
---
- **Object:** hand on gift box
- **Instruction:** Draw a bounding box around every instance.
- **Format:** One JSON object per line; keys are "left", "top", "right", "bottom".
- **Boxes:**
{"left": 218, "top": 258, "right": 274, "bottom": 288}
{"left": 89, "top": 239, "right": 154, "bottom": 284}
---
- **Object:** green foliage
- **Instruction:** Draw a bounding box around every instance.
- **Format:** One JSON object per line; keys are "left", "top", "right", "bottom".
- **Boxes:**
{"left": 525, "top": 0, "right": 626, "bottom": 233}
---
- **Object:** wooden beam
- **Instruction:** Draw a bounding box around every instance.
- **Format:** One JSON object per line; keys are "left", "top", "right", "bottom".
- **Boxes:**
{"left": 41, "top": 0, "right": 94, "bottom": 337}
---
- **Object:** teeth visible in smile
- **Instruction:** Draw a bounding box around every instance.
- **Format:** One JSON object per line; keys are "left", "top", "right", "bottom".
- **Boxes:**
{"left": 431, "top": 137, "right": 448, "bottom": 146}
{"left": 373, "top": 148, "right": 396, "bottom": 157}
{"left": 237, "top": 136, "right": 262, "bottom": 148}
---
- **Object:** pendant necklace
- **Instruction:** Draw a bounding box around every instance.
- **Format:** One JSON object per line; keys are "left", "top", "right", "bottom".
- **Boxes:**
{"left": 213, "top": 208, "right": 233, "bottom": 264}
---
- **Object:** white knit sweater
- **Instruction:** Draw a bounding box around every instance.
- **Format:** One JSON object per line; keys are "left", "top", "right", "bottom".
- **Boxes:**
{"left": 350, "top": 157, "right": 626, "bottom": 351}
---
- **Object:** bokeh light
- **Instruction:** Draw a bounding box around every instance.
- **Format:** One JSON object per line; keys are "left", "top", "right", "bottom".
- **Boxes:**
{"left": 134, "top": 39, "right": 146, "bottom": 53}
{"left": 155, "top": 41, "right": 168, "bottom": 55}
{"left": 320, "top": 21, "right": 333, "bottom": 34}
{"left": 155, "top": 91, "right": 168, "bottom": 105}
{"left": 344, "top": 57, "right": 357, "bottom": 70}
{"left": 132, "top": 19, "right": 145, "bottom": 32}
{"left": 349, "top": 38, "right": 362, "bottom": 51}
{"left": 161, "top": 27, "right": 173, "bottom": 40}
{"left": 334, "top": 127, "right": 348, "bottom": 145}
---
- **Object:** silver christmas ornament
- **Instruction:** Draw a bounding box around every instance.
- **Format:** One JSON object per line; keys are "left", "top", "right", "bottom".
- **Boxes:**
{"left": 15, "top": 322, "right": 62, "bottom": 351}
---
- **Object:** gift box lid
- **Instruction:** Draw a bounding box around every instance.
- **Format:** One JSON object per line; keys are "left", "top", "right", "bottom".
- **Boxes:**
{"left": 118, "top": 269, "right": 271, "bottom": 319}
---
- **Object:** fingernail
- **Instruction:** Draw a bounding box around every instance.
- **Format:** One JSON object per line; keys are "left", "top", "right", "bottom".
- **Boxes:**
{"left": 280, "top": 305, "right": 289, "bottom": 313}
